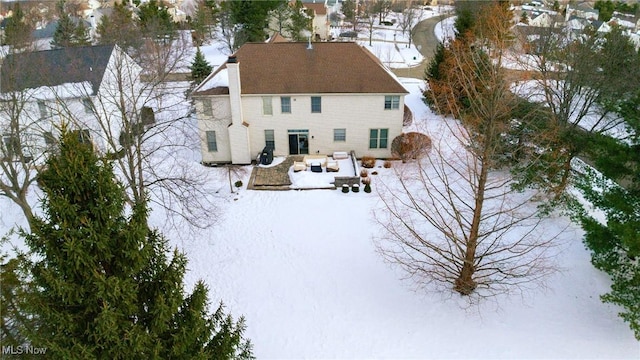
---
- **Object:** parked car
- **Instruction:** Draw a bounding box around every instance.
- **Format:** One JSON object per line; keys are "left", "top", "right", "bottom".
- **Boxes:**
{"left": 339, "top": 31, "right": 358, "bottom": 38}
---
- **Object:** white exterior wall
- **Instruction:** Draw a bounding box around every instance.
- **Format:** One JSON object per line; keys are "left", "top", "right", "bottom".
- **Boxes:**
{"left": 313, "top": 13, "right": 330, "bottom": 40}
{"left": 0, "top": 92, "right": 102, "bottom": 162}
{"left": 196, "top": 96, "right": 233, "bottom": 164}
{"left": 94, "top": 46, "right": 145, "bottom": 153}
{"left": 241, "top": 93, "right": 404, "bottom": 159}
{"left": 1, "top": 46, "right": 143, "bottom": 160}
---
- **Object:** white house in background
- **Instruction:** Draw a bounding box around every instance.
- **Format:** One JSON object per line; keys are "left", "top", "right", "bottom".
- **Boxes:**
{"left": 529, "top": 12, "right": 555, "bottom": 27}
{"left": 565, "top": 3, "right": 599, "bottom": 22}
{"left": 192, "top": 42, "right": 408, "bottom": 165}
{"left": 301, "top": 2, "right": 331, "bottom": 41}
{"left": 0, "top": 45, "right": 144, "bottom": 159}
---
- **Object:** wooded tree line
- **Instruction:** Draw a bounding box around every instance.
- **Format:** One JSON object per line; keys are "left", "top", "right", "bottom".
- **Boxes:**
{"left": 419, "top": 0, "right": 640, "bottom": 339}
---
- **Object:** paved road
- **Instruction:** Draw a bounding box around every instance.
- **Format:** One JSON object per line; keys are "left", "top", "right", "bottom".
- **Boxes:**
{"left": 392, "top": 15, "right": 451, "bottom": 79}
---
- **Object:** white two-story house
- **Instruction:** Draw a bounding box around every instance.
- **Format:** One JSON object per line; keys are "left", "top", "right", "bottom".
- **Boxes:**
{"left": 192, "top": 41, "right": 408, "bottom": 165}
{"left": 0, "top": 45, "right": 144, "bottom": 160}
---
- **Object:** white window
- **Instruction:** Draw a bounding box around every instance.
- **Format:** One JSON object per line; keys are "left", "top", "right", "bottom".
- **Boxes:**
{"left": 369, "top": 128, "right": 388, "bottom": 149}
{"left": 82, "top": 98, "right": 94, "bottom": 114}
{"left": 281, "top": 97, "right": 291, "bottom": 114}
{"left": 2, "top": 134, "right": 19, "bottom": 157}
{"left": 202, "top": 99, "right": 213, "bottom": 116}
{"left": 263, "top": 96, "right": 273, "bottom": 115}
{"left": 38, "top": 101, "right": 48, "bottom": 118}
{"left": 333, "top": 128, "right": 346, "bottom": 142}
{"left": 265, "top": 129, "right": 275, "bottom": 149}
{"left": 384, "top": 95, "right": 400, "bottom": 110}
{"left": 311, "top": 96, "right": 321, "bottom": 113}
{"left": 206, "top": 131, "right": 217, "bottom": 152}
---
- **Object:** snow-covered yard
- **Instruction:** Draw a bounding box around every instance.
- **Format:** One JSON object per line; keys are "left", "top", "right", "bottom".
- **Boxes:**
{"left": 6, "top": 77, "right": 637, "bottom": 358}
{"left": 1, "top": 9, "right": 639, "bottom": 358}
{"left": 142, "top": 78, "right": 637, "bottom": 358}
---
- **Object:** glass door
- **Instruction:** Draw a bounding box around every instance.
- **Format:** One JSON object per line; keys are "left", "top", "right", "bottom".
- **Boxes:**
{"left": 288, "top": 130, "right": 309, "bottom": 155}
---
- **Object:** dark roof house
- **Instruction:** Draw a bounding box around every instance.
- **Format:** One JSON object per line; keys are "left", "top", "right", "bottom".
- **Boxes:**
{"left": 0, "top": 45, "right": 114, "bottom": 94}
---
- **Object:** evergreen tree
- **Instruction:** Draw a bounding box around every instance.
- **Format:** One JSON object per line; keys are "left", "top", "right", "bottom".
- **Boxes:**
{"left": 423, "top": 41, "right": 447, "bottom": 109}
{"left": 3, "top": 3, "right": 33, "bottom": 49}
{"left": 594, "top": 0, "right": 616, "bottom": 22}
{"left": 97, "top": 1, "right": 142, "bottom": 51}
{"left": 574, "top": 87, "right": 640, "bottom": 340}
{"left": 286, "top": 0, "right": 312, "bottom": 41}
{"left": 138, "top": 0, "right": 175, "bottom": 40}
{"left": 425, "top": 41, "right": 446, "bottom": 81}
{"left": 190, "top": 0, "right": 218, "bottom": 46}
{"left": 17, "top": 127, "right": 253, "bottom": 358}
{"left": 341, "top": 0, "right": 356, "bottom": 29}
{"left": 190, "top": 47, "right": 213, "bottom": 85}
{"left": 50, "top": 0, "right": 90, "bottom": 48}
{"left": 227, "top": 0, "right": 283, "bottom": 43}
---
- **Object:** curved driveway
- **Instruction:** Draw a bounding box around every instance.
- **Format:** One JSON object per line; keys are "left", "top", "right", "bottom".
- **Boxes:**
{"left": 392, "top": 15, "right": 451, "bottom": 79}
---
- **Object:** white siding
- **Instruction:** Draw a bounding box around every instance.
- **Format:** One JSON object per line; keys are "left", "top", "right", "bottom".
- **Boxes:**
{"left": 240, "top": 93, "right": 404, "bottom": 159}
{"left": 196, "top": 96, "right": 233, "bottom": 163}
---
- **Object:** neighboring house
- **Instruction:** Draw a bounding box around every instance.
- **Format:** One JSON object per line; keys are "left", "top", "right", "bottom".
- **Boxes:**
{"left": 565, "top": 3, "right": 599, "bottom": 22}
{"left": 609, "top": 12, "right": 639, "bottom": 31}
{"left": 566, "top": 15, "right": 591, "bottom": 32}
{"left": 529, "top": 12, "right": 555, "bottom": 27}
{"left": 513, "top": 24, "right": 564, "bottom": 54}
{"left": 0, "top": 45, "right": 144, "bottom": 159}
{"left": 302, "top": 2, "right": 330, "bottom": 41}
{"left": 192, "top": 42, "right": 408, "bottom": 165}
{"left": 591, "top": 20, "right": 611, "bottom": 34}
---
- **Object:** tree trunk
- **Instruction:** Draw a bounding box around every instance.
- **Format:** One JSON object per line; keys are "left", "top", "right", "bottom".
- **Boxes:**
{"left": 454, "top": 154, "right": 488, "bottom": 295}
{"left": 554, "top": 154, "right": 573, "bottom": 200}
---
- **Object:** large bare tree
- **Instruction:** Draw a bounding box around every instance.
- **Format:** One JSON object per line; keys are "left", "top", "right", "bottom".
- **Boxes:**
{"left": 0, "top": 47, "right": 54, "bottom": 230}
{"left": 375, "top": 124, "right": 559, "bottom": 298}
{"left": 54, "top": 42, "right": 219, "bottom": 233}
{"left": 377, "top": 2, "right": 560, "bottom": 298}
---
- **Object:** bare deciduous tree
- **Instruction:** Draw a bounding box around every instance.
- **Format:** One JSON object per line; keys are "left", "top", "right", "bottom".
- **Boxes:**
{"left": 377, "top": 3, "right": 560, "bottom": 299}
{"left": 397, "top": 0, "right": 423, "bottom": 49}
{"left": 375, "top": 125, "right": 559, "bottom": 299}
{"left": 216, "top": 4, "right": 246, "bottom": 54}
{"left": 514, "top": 25, "right": 640, "bottom": 197}
{"left": 48, "top": 41, "right": 219, "bottom": 234}
{"left": 0, "top": 49, "right": 53, "bottom": 230}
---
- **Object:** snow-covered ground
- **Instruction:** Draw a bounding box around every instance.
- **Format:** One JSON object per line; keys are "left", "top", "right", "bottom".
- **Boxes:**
{"left": 1, "top": 9, "right": 639, "bottom": 359}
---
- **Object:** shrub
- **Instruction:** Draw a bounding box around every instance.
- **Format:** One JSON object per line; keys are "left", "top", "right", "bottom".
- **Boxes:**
{"left": 391, "top": 132, "right": 432, "bottom": 163}
{"left": 383, "top": 160, "right": 392, "bottom": 168}
{"left": 371, "top": 171, "right": 378, "bottom": 175}
{"left": 362, "top": 177, "right": 371, "bottom": 185}
{"left": 234, "top": 180, "right": 243, "bottom": 188}
{"left": 352, "top": 184, "right": 360, "bottom": 193}
{"left": 341, "top": 184, "right": 349, "bottom": 193}
{"left": 364, "top": 183, "right": 372, "bottom": 193}
{"left": 403, "top": 104, "right": 413, "bottom": 126}
{"left": 360, "top": 169, "right": 369, "bottom": 178}
{"left": 361, "top": 156, "right": 376, "bottom": 168}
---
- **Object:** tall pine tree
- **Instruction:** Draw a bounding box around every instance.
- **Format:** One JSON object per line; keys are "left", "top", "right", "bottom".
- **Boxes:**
{"left": 97, "top": 1, "right": 142, "bottom": 51}
{"left": 190, "top": 47, "right": 213, "bottom": 85}
{"left": 574, "top": 88, "right": 640, "bottom": 340}
{"left": 50, "top": 0, "right": 90, "bottom": 48}
{"left": 17, "top": 126, "right": 253, "bottom": 358}
{"left": 2, "top": 3, "right": 33, "bottom": 50}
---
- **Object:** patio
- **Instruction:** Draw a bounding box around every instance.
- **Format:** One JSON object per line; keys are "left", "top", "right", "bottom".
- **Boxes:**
{"left": 247, "top": 153, "right": 360, "bottom": 190}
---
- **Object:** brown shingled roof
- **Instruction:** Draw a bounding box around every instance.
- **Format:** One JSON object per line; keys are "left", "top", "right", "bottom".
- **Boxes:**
{"left": 304, "top": 3, "right": 327, "bottom": 15}
{"left": 200, "top": 42, "right": 406, "bottom": 95}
